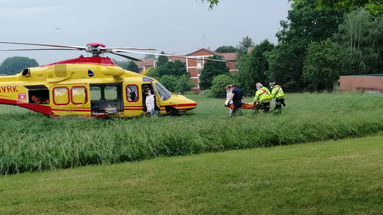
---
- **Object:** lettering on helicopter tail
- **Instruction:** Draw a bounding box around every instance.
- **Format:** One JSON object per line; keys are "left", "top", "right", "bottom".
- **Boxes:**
{"left": 88, "top": 69, "right": 94, "bottom": 77}
{"left": 0, "top": 85, "right": 18, "bottom": 93}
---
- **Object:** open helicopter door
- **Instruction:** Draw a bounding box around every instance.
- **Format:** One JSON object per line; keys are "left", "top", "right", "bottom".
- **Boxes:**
{"left": 89, "top": 83, "right": 123, "bottom": 114}
{"left": 25, "top": 85, "right": 50, "bottom": 105}
{"left": 141, "top": 83, "right": 161, "bottom": 114}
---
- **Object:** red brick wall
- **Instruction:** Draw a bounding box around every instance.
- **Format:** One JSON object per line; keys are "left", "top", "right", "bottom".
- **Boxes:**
{"left": 188, "top": 68, "right": 199, "bottom": 77}
{"left": 188, "top": 59, "right": 197, "bottom": 67}
{"left": 227, "top": 61, "right": 237, "bottom": 73}
{"left": 340, "top": 76, "right": 383, "bottom": 92}
{"left": 190, "top": 78, "right": 200, "bottom": 93}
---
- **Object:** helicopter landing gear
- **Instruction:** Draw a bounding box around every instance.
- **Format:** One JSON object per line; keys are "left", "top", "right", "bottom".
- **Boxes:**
{"left": 166, "top": 106, "right": 179, "bottom": 116}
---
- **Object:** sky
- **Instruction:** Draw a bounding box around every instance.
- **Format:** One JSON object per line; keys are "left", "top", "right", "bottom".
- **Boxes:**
{"left": 0, "top": 0, "right": 291, "bottom": 65}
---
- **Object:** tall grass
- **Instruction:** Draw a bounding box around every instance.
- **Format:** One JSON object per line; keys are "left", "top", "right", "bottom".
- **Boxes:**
{"left": 0, "top": 93, "right": 383, "bottom": 175}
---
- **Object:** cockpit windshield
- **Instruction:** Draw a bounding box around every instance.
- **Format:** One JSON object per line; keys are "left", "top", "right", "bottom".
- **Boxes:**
{"left": 155, "top": 82, "right": 172, "bottom": 101}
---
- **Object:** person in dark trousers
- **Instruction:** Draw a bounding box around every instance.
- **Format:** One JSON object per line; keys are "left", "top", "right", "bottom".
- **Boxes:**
{"left": 269, "top": 81, "right": 286, "bottom": 113}
{"left": 230, "top": 84, "right": 243, "bottom": 116}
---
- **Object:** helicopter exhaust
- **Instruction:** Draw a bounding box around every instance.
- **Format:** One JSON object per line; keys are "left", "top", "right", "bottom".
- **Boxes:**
{"left": 22, "top": 69, "right": 31, "bottom": 77}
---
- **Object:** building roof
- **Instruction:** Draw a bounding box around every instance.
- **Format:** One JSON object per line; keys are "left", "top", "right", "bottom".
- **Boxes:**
{"left": 219, "top": 52, "right": 237, "bottom": 61}
{"left": 186, "top": 48, "right": 238, "bottom": 62}
{"left": 168, "top": 56, "right": 186, "bottom": 62}
{"left": 135, "top": 58, "right": 155, "bottom": 69}
{"left": 186, "top": 48, "right": 218, "bottom": 56}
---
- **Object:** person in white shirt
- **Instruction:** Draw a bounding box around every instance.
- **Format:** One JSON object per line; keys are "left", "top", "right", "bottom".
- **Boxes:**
{"left": 145, "top": 90, "right": 157, "bottom": 116}
{"left": 224, "top": 85, "right": 233, "bottom": 106}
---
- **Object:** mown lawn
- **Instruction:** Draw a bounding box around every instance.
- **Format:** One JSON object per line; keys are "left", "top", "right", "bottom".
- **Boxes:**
{"left": 0, "top": 133, "right": 382, "bottom": 214}
{"left": 0, "top": 93, "right": 383, "bottom": 175}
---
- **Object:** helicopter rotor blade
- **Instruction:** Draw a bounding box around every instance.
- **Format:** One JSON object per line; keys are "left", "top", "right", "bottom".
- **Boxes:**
{"left": 0, "top": 41, "right": 85, "bottom": 50}
{"left": 0, "top": 48, "right": 80, "bottom": 51}
{"left": 110, "top": 52, "right": 142, "bottom": 62}
{"left": 114, "top": 49, "right": 227, "bottom": 62}
{"left": 109, "top": 47, "right": 157, "bottom": 51}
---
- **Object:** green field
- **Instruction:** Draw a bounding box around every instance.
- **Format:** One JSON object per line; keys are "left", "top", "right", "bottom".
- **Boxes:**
{"left": 0, "top": 133, "right": 382, "bottom": 214}
{"left": 0, "top": 93, "right": 383, "bottom": 175}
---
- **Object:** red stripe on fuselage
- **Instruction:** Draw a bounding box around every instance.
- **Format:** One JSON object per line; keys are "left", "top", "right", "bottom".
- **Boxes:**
{"left": 43, "top": 56, "right": 116, "bottom": 67}
{"left": 0, "top": 98, "right": 52, "bottom": 116}
{"left": 160, "top": 103, "right": 197, "bottom": 108}
{"left": 51, "top": 109, "right": 91, "bottom": 112}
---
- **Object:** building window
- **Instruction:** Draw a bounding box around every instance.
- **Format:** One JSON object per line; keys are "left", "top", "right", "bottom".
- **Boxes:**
{"left": 197, "top": 59, "right": 202, "bottom": 68}
{"left": 72, "top": 87, "right": 87, "bottom": 105}
{"left": 53, "top": 87, "right": 69, "bottom": 105}
{"left": 126, "top": 85, "right": 139, "bottom": 102}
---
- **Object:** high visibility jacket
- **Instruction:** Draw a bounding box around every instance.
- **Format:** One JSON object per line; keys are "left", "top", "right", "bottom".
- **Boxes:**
{"left": 271, "top": 85, "right": 284, "bottom": 99}
{"left": 254, "top": 87, "right": 271, "bottom": 103}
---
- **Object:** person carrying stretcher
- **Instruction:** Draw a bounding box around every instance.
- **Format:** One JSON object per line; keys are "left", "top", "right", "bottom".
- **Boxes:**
{"left": 269, "top": 81, "right": 286, "bottom": 112}
{"left": 253, "top": 82, "right": 272, "bottom": 112}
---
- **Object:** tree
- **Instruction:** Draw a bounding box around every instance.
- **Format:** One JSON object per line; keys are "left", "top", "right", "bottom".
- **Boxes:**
{"left": 146, "top": 67, "right": 160, "bottom": 79}
{"left": 317, "top": 0, "right": 383, "bottom": 15}
{"left": 334, "top": 8, "right": 383, "bottom": 75}
{"left": 201, "top": 0, "right": 220, "bottom": 9}
{"left": 268, "top": 0, "right": 343, "bottom": 91}
{"left": 113, "top": 59, "right": 130, "bottom": 69}
{"left": 267, "top": 44, "right": 305, "bottom": 91}
{"left": 215, "top": 46, "right": 237, "bottom": 53}
{"left": 199, "top": 56, "right": 229, "bottom": 90}
{"left": 126, "top": 61, "right": 139, "bottom": 73}
{"left": 175, "top": 75, "right": 194, "bottom": 94}
{"left": 237, "top": 36, "right": 254, "bottom": 57}
{"left": 144, "top": 54, "right": 156, "bottom": 59}
{"left": 157, "top": 52, "right": 169, "bottom": 67}
{"left": 0, "top": 56, "right": 39, "bottom": 75}
{"left": 210, "top": 74, "right": 235, "bottom": 98}
{"left": 277, "top": 0, "right": 343, "bottom": 44}
{"left": 156, "top": 60, "right": 187, "bottom": 77}
{"left": 237, "top": 40, "right": 274, "bottom": 95}
{"left": 303, "top": 40, "right": 347, "bottom": 90}
{"left": 159, "top": 75, "right": 178, "bottom": 92}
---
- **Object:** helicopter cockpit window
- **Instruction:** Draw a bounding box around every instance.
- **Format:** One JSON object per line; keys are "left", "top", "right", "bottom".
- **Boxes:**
{"left": 105, "top": 85, "right": 117, "bottom": 100}
{"left": 72, "top": 87, "right": 87, "bottom": 104}
{"left": 155, "top": 82, "right": 172, "bottom": 101}
{"left": 53, "top": 87, "right": 69, "bottom": 105}
{"left": 127, "top": 85, "right": 138, "bottom": 102}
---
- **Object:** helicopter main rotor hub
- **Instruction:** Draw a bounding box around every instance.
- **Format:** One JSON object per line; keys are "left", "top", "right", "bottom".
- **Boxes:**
{"left": 86, "top": 43, "right": 107, "bottom": 57}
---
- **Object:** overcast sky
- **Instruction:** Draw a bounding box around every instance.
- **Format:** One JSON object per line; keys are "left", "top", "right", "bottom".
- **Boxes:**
{"left": 0, "top": 0, "right": 291, "bottom": 65}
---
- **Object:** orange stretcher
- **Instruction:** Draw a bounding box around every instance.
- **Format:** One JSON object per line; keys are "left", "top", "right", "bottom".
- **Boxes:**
{"left": 225, "top": 102, "right": 256, "bottom": 109}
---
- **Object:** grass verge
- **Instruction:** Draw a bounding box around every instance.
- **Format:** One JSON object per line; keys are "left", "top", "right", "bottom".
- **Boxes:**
{"left": 0, "top": 133, "right": 382, "bottom": 214}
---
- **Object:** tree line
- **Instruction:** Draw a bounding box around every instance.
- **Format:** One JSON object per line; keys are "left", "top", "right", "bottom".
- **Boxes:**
{"left": 199, "top": 0, "right": 383, "bottom": 97}
{"left": 235, "top": 0, "right": 383, "bottom": 95}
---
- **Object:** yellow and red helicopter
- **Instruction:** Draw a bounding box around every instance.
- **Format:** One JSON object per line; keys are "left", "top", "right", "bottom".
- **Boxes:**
{"left": 0, "top": 41, "right": 212, "bottom": 118}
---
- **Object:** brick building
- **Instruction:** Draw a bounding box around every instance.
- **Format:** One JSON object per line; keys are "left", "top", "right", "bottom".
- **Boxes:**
{"left": 186, "top": 49, "right": 238, "bottom": 92}
{"left": 340, "top": 74, "right": 383, "bottom": 93}
{"left": 135, "top": 49, "right": 238, "bottom": 92}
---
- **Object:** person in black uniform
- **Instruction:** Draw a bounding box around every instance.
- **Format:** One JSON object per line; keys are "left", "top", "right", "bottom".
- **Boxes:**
{"left": 230, "top": 84, "right": 243, "bottom": 116}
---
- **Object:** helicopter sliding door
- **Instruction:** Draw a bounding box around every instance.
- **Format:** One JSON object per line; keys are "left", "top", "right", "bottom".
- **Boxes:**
{"left": 90, "top": 83, "right": 123, "bottom": 114}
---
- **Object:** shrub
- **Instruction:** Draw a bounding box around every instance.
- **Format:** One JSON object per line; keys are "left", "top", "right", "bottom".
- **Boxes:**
{"left": 210, "top": 74, "right": 235, "bottom": 98}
